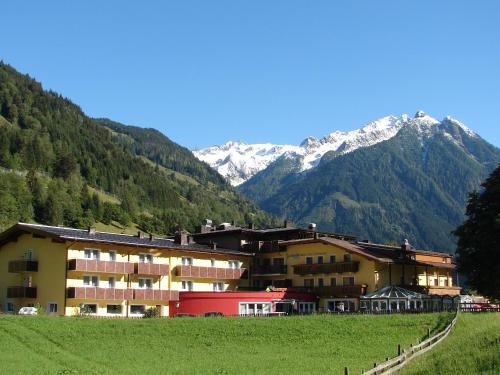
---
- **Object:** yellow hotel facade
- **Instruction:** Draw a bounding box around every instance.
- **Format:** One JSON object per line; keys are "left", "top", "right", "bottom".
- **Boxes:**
{"left": 0, "top": 223, "right": 250, "bottom": 316}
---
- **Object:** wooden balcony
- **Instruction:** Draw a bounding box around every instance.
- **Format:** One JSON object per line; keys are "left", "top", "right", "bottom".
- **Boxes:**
{"left": 66, "top": 287, "right": 133, "bottom": 300}
{"left": 175, "top": 265, "right": 248, "bottom": 279}
{"left": 251, "top": 264, "right": 287, "bottom": 276}
{"left": 67, "top": 259, "right": 134, "bottom": 274}
{"left": 312, "top": 284, "right": 366, "bottom": 297}
{"left": 8, "top": 260, "right": 38, "bottom": 273}
{"left": 134, "top": 263, "right": 169, "bottom": 276}
{"left": 244, "top": 241, "right": 284, "bottom": 253}
{"left": 7, "top": 286, "right": 37, "bottom": 298}
{"left": 132, "top": 289, "right": 179, "bottom": 301}
{"left": 405, "top": 284, "right": 461, "bottom": 296}
{"left": 293, "top": 261, "right": 359, "bottom": 275}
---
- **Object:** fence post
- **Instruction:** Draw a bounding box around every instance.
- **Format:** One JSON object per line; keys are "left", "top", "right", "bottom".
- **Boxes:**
{"left": 397, "top": 344, "right": 401, "bottom": 356}
{"left": 344, "top": 366, "right": 349, "bottom": 375}
{"left": 427, "top": 327, "right": 431, "bottom": 339}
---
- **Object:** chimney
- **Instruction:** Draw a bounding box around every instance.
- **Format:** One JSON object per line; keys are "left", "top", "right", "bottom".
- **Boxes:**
{"left": 174, "top": 231, "right": 189, "bottom": 245}
{"left": 199, "top": 219, "right": 213, "bottom": 234}
{"left": 248, "top": 222, "right": 255, "bottom": 230}
{"left": 211, "top": 242, "right": 217, "bottom": 250}
{"left": 308, "top": 223, "right": 317, "bottom": 231}
{"left": 149, "top": 233, "right": 154, "bottom": 241}
{"left": 138, "top": 231, "right": 145, "bottom": 239}
{"left": 400, "top": 239, "right": 411, "bottom": 258}
{"left": 314, "top": 232, "right": 319, "bottom": 240}
{"left": 284, "top": 220, "right": 294, "bottom": 229}
{"left": 88, "top": 227, "right": 96, "bottom": 235}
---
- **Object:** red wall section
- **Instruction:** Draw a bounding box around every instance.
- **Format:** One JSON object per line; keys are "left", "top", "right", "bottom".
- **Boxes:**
{"left": 169, "top": 291, "right": 315, "bottom": 317}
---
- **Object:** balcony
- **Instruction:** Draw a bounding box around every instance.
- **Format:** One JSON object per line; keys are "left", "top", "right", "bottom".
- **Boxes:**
{"left": 7, "top": 286, "right": 37, "bottom": 298}
{"left": 405, "top": 284, "right": 461, "bottom": 296}
{"left": 67, "top": 259, "right": 134, "bottom": 274}
{"left": 175, "top": 265, "right": 248, "bottom": 279}
{"left": 8, "top": 260, "right": 38, "bottom": 273}
{"left": 293, "top": 261, "right": 359, "bottom": 275}
{"left": 134, "top": 263, "right": 169, "bottom": 276}
{"left": 66, "top": 287, "right": 133, "bottom": 300}
{"left": 133, "top": 289, "right": 179, "bottom": 301}
{"left": 312, "top": 284, "right": 366, "bottom": 297}
{"left": 244, "top": 241, "right": 284, "bottom": 253}
{"left": 251, "top": 264, "right": 287, "bottom": 276}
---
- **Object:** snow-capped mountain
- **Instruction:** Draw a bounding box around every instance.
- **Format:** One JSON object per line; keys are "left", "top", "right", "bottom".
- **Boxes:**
{"left": 193, "top": 111, "right": 476, "bottom": 186}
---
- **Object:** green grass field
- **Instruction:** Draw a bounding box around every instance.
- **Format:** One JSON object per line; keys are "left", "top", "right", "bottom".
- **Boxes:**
{"left": 0, "top": 313, "right": 453, "bottom": 375}
{"left": 400, "top": 313, "right": 500, "bottom": 375}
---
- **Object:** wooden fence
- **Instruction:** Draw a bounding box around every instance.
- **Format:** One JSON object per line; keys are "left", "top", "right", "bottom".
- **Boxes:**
{"left": 343, "top": 311, "right": 459, "bottom": 375}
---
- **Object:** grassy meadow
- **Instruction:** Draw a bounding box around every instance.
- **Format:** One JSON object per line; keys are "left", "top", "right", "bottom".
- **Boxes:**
{"left": 0, "top": 313, "right": 453, "bottom": 375}
{"left": 400, "top": 313, "right": 500, "bottom": 375}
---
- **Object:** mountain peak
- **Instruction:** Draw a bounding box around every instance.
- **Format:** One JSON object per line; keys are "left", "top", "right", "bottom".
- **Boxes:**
{"left": 193, "top": 112, "right": 480, "bottom": 186}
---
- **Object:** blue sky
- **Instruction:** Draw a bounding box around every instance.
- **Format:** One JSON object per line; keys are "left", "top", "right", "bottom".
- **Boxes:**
{"left": 2, "top": 1, "right": 500, "bottom": 149}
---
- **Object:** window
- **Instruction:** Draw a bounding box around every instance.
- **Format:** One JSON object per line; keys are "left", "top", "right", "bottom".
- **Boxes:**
{"left": 83, "top": 275, "right": 99, "bottom": 287}
{"left": 138, "top": 278, "right": 153, "bottom": 289}
{"left": 181, "top": 280, "right": 193, "bottom": 291}
{"left": 444, "top": 278, "right": 449, "bottom": 286}
{"left": 181, "top": 257, "right": 193, "bottom": 266}
{"left": 211, "top": 258, "right": 216, "bottom": 267}
{"left": 306, "top": 257, "right": 313, "bottom": 265}
{"left": 298, "top": 302, "right": 315, "bottom": 314}
{"left": 109, "top": 251, "right": 116, "bottom": 261}
{"left": 343, "top": 276, "right": 354, "bottom": 286}
{"left": 343, "top": 254, "right": 352, "bottom": 262}
{"left": 47, "top": 303, "right": 58, "bottom": 314}
{"left": 330, "top": 277, "right": 337, "bottom": 286}
{"left": 318, "top": 278, "right": 324, "bottom": 287}
{"left": 80, "top": 303, "right": 97, "bottom": 314}
{"left": 130, "top": 305, "right": 145, "bottom": 315}
{"left": 108, "top": 277, "right": 115, "bottom": 288}
{"left": 304, "top": 278, "right": 314, "bottom": 287}
{"left": 139, "top": 253, "right": 153, "bottom": 263}
{"left": 228, "top": 260, "right": 241, "bottom": 269}
{"left": 239, "top": 302, "right": 272, "bottom": 316}
{"left": 317, "top": 256, "right": 323, "bottom": 264}
{"left": 6, "top": 302, "right": 14, "bottom": 313}
{"left": 330, "top": 255, "right": 336, "bottom": 263}
{"left": 434, "top": 278, "right": 439, "bottom": 286}
{"left": 84, "top": 249, "right": 100, "bottom": 260}
{"left": 272, "top": 258, "right": 284, "bottom": 266}
{"left": 107, "top": 304, "right": 122, "bottom": 315}
{"left": 213, "top": 282, "right": 224, "bottom": 292}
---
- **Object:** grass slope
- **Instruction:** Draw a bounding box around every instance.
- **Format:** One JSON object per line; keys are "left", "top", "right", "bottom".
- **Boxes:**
{"left": 400, "top": 313, "right": 500, "bottom": 375}
{"left": 0, "top": 313, "right": 452, "bottom": 374}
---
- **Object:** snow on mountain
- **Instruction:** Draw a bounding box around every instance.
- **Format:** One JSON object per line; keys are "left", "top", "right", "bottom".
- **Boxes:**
{"left": 193, "top": 112, "right": 477, "bottom": 186}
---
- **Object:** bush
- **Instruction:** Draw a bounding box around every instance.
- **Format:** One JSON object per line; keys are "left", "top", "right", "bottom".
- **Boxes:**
{"left": 143, "top": 307, "right": 160, "bottom": 318}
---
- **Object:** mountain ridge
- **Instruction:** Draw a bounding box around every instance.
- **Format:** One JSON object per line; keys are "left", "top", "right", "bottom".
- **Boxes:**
{"left": 194, "top": 111, "right": 478, "bottom": 186}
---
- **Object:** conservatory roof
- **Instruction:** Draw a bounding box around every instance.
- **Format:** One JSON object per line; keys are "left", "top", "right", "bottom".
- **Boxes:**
{"left": 361, "top": 286, "right": 430, "bottom": 300}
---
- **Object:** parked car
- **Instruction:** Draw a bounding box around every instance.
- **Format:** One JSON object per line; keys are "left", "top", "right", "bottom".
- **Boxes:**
{"left": 175, "top": 313, "right": 195, "bottom": 318}
{"left": 18, "top": 307, "right": 38, "bottom": 315}
{"left": 204, "top": 311, "right": 224, "bottom": 317}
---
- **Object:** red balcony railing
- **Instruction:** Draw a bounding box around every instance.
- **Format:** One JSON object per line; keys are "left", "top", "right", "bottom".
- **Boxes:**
{"left": 134, "top": 263, "right": 169, "bottom": 276}
{"left": 67, "top": 259, "right": 134, "bottom": 274}
{"left": 8, "top": 260, "right": 38, "bottom": 273}
{"left": 251, "top": 264, "right": 287, "bottom": 275}
{"left": 175, "top": 265, "right": 247, "bottom": 279}
{"left": 7, "top": 286, "right": 37, "bottom": 298}
{"left": 66, "top": 287, "right": 133, "bottom": 300}
{"left": 293, "top": 261, "right": 359, "bottom": 275}
{"left": 132, "top": 289, "right": 179, "bottom": 301}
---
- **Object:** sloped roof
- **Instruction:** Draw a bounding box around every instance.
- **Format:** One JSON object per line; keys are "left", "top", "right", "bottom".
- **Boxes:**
{"left": 361, "top": 285, "right": 430, "bottom": 299}
{"left": 0, "top": 223, "right": 252, "bottom": 256}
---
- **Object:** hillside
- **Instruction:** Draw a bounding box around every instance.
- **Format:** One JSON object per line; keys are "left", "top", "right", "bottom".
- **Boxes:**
{"left": 0, "top": 62, "right": 276, "bottom": 234}
{"left": 197, "top": 113, "right": 500, "bottom": 252}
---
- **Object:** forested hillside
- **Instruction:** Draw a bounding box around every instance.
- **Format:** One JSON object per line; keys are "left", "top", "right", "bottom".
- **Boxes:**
{"left": 0, "top": 62, "right": 276, "bottom": 234}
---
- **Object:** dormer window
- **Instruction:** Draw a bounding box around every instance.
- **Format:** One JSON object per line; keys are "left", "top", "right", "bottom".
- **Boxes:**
{"left": 139, "top": 254, "right": 153, "bottom": 263}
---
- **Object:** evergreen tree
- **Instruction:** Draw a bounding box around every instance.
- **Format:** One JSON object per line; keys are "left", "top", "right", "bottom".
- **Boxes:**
{"left": 454, "top": 165, "right": 500, "bottom": 299}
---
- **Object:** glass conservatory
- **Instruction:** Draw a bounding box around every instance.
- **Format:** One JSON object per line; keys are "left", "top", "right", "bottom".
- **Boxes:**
{"left": 359, "top": 286, "right": 431, "bottom": 312}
